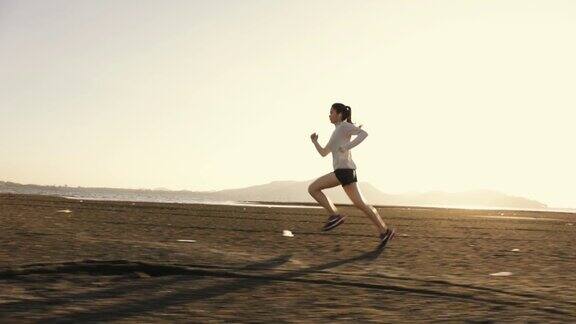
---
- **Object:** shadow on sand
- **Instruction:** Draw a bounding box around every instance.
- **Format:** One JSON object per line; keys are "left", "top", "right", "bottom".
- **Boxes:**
{"left": 0, "top": 246, "right": 388, "bottom": 322}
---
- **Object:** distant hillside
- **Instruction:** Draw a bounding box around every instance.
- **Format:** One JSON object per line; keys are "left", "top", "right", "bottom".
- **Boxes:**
{"left": 0, "top": 180, "right": 547, "bottom": 209}
{"left": 211, "top": 181, "right": 546, "bottom": 209}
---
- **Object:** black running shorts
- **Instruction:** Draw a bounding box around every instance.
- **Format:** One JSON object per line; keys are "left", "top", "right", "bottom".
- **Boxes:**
{"left": 334, "top": 168, "right": 357, "bottom": 186}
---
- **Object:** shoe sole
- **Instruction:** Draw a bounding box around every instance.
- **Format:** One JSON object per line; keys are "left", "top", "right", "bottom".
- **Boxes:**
{"left": 322, "top": 216, "right": 346, "bottom": 231}
{"left": 378, "top": 229, "right": 396, "bottom": 249}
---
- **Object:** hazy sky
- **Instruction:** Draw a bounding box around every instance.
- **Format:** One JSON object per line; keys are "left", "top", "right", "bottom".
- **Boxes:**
{"left": 1, "top": 0, "right": 575, "bottom": 208}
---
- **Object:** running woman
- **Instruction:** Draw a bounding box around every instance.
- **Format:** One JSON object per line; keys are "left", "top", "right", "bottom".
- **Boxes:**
{"left": 309, "top": 103, "right": 396, "bottom": 249}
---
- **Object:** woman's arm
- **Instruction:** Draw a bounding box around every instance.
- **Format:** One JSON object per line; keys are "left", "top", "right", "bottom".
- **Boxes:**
{"left": 310, "top": 132, "right": 332, "bottom": 157}
{"left": 342, "top": 124, "right": 368, "bottom": 150}
{"left": 313, "top": 140, "right": 330, "bottom": 157}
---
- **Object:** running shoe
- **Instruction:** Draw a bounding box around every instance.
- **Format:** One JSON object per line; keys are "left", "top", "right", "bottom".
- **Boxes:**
{"left": 377, "top": 227, "right": 396, "bottom": 249}
{"left": 322, "top": 214, "right": 346, "bottom": 232}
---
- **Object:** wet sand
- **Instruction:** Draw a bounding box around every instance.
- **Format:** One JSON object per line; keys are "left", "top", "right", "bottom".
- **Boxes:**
{"left": 1, "top": 193, "right": 575, "bottom": 322}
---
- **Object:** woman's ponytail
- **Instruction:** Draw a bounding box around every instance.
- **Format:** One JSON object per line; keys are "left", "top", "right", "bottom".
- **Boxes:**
{"left": 344, "top": 106, "right": 352, "bottom": 123}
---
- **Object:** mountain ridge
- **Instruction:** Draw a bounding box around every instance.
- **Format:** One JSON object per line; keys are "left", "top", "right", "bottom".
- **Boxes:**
{"left": 0, "top": 179, "right": 547, "bottom": 209}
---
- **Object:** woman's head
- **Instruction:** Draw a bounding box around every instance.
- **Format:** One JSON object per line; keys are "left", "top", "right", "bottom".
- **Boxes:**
{"left": 330, "top": 103, "right": 353, "bottom": 124}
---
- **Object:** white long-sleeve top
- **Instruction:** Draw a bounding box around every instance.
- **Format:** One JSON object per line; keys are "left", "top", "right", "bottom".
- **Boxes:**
{"left": 321, "top": 121, "right": 368, "bottom": 170}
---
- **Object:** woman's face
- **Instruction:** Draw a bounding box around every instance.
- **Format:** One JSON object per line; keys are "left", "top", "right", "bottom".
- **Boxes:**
{"left": 329, "top": 108, "right": 342, "bottom": 124}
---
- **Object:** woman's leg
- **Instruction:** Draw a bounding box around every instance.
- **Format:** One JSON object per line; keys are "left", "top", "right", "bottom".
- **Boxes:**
{"left": 342, "top": 182, "right": 387, "bottom": 235}
{"left": 308, "top": 172, "right": 341, "bottom": 216}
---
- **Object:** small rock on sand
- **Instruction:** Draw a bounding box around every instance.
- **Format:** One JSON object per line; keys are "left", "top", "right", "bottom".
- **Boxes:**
{"left": 490, "top": 271, "right": 513, "bottom": 276}
{"left": 282, "top": 230, "right": 294, "bottom": 237}
{"left": 134, "top": 272, "right": 151, "bottom": 279}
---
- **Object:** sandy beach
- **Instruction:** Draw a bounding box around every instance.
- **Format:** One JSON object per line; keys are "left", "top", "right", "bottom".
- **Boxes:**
{"left": 1, "top": 193, "right": 575, "bottom": 322}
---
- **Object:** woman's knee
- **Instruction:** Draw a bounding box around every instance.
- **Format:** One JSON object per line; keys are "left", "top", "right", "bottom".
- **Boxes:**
{"left": 307, "top": 184, "right": 317, "bottom": 194}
